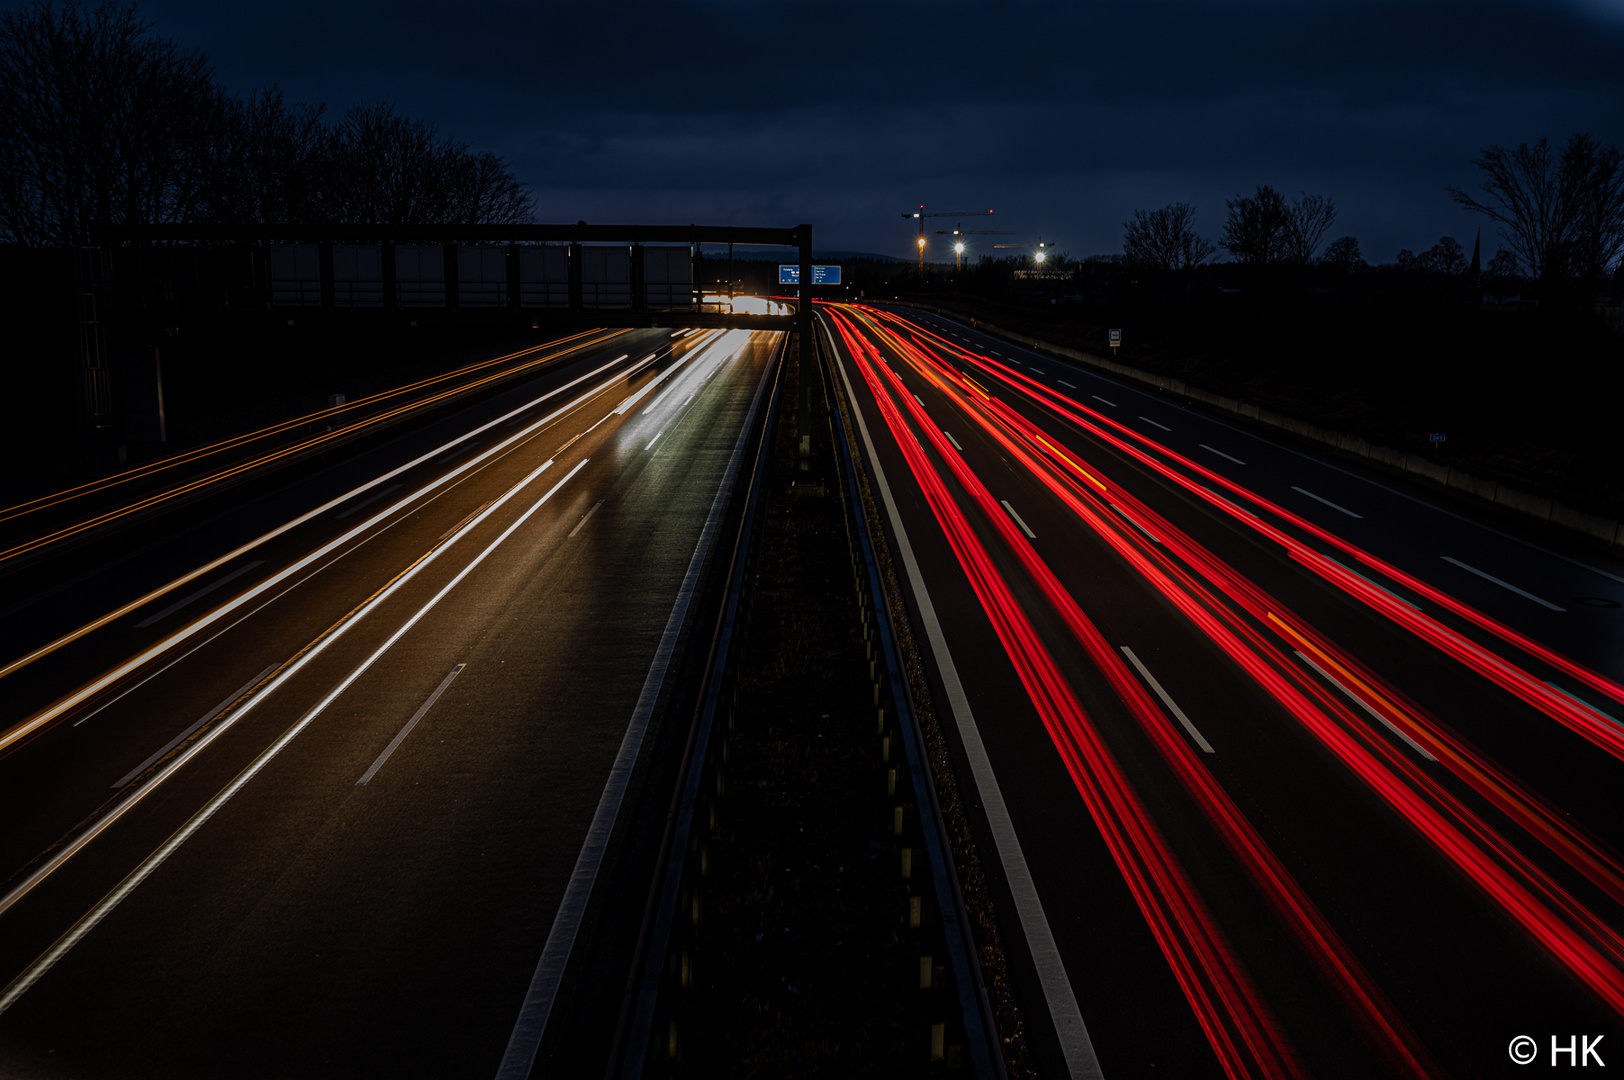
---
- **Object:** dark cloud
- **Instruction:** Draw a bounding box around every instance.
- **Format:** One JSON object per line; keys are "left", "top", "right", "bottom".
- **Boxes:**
{"left": 29, "top": 0, "right": 1624, "bottom": 258}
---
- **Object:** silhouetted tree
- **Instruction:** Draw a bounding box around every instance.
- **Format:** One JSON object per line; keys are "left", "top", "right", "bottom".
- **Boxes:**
{"left": 1221, "top": 185, "right": 1290, "bottom": 265}
{"left": 1122, "top": 202, "right": 1214, "bottom": 273}
{"left": 200, "top": 87, "right": 328, "bottom": 224}
{"left": 1450, "top": 133, "right": 1624, "bottom": 290}
{"left": 0, "top": 4, "right": 535, "bottom": 239}
{"left": 1485, "top": 248, "right": 1521, "bottom": 283}
{"left": 1422, "top": 236, "right": 1466, "bottom": 276}
{"left": 1562, "top": 133, "right": 1624, "bottom": 292}
{"left": 0, "top": 0, "right": 221, "bottom": 246}
{"left": 321, "top": 101, "right": 531, "bottom": 225}
{"left": 1283, "top": 192, "right": 1336, "bottom": 265}
{"left": 1320, "top": 235, "right": 1363, "bottom": 270}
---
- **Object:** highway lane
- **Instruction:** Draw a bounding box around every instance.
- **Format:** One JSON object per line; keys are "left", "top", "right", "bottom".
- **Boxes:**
{"left": 824, "top": 302, "right": 1624, "bottom": 1079}
{"left": 0, "top": 325, "right": 778, "bottom": 1078}
{"left": 893, "top": 306, "right": 1624, "bottom": 683}
{"left": 0, "top": 328, "right": 629, "bottom": 570}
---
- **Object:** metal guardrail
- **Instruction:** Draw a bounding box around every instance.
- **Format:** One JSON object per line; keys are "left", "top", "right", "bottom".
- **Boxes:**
{"left": 609, "top": 322, "right": 1003, "bottom": 1076}
{"left": 608, "top": 333, "right": 787, "bottom": 1076}
{"left": 822, "top": 317, "right": 1005, "bottom": 1076}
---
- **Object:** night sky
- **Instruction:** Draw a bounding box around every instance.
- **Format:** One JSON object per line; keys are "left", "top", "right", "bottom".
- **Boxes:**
{"left": 60, "top": 1, "right": 1624, "bottom": 261}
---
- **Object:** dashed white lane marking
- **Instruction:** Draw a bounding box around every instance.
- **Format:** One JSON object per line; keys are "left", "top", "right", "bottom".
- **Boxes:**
{"left": 1110, "top": 504, "right": 1161, "bottom": 544}
{"left": 1001, "top": 500, "right": 1037, "bottom": 539}
{"left": 335, "top": 483, "right": 403, "bottom": 519}
{"left": 1546, "top": 682, "right": 1621, "bottom": 727}
{"left": 0, "top": 458, "right": 589, "bottom": 1020}
{"left": 1441, "top": 556, "right": 1566, "bottom": 612}
{"left": 134, "top": 561, "right": 266, "bottom": 629}
{"left": 943, "top": 430, "right": 964, "bottom": 452}
{"left": 1291, "top": 486, "right": 1362, "bottom": 519}
{"left": 1029, "top": 366, "right": 1043, "bottom": 374}
{"left": 568, "top": 500, "right": 604, "bottom": 538}
{"left": 1092, "top": 395, "right": 1117, "bottom": 407}
{"left": 112, "top": 666, "right": 279, "bottom": 788}
{"left": 495, "top": 350, "right": 775, "bottom": 1079}
{"left": 1326, "top": 557, "right": 1420, "bottom": 610}
{"left": 356, "top": 664, "right": 466, "bottom": 786}
{"left": 1200, "top": 444, "right": 1247, "bottom": 465}
{"left": 1058, "top": 380, "right": 1077, "bottom": 388}
{"left": 1121, "top": 646, "right": 1214, "bottom": 753}
{"left": 1295, "top": 652, "right": 1438, "bottom": 761}
{"left": 1139, "top": 416, "right": 1171, "bottom": 431}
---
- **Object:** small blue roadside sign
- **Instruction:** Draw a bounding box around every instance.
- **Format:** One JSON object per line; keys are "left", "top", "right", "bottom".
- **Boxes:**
{"left": 1429, "top": 433, "right": 1446, "bottom": 442}
{"left": 1108, "top": 329, "right": 1122, "bottom": 346}
{"left": 778, "top": 264, "right": 842, "bottom": 286}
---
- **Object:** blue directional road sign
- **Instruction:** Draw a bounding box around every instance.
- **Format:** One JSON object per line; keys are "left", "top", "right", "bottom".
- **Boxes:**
{"left": 778, "top": 264, "right": 842, "bottom": 285}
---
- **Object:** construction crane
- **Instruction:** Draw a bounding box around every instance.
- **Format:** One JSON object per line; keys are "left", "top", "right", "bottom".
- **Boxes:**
{"left": 901, "top": 206, "right": 994, "bottom": 277}
{"left": 935, "top": 224, "right": 1015, "bottom": 271}
{"left": 994, "top": 237, "right": 1059, "bottom": 266}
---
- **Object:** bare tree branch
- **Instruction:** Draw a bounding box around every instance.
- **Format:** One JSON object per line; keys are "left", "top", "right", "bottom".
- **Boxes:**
{"left": 1122, "top": 201, "right": 1213, "bottom": 273}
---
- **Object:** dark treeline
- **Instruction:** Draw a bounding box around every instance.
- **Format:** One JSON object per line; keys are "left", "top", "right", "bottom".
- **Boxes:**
{"left": 0, "top": 1, "right": 533, "bottom": 247}
{"left": 890, "top": 135, "right": 1624, "bottom": 518}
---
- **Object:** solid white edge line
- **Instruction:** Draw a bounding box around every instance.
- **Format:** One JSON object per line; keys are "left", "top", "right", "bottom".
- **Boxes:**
{"left": 1294, "top": 651, "right": 1438, "bottom": 762}
{"left": 1441, "top": 556, "right": 1566, "bottom": 612}
{"left": 356, "top": 663, "right": 466, "bottom": 786}
{"left": 0, "top": 459, "right": 589, "bottom": 1017}
{"left": 832, "top": 332, "right": 1103, "bottom": 1080}
{"left": 1199, "top": 443, "right": 1246, "bottom": 465}
{"left": 494, "top": 335, "right": 777, "bottom": 1080}
{"left": 1138, "top": 416, "right": 1170, "bottom": 431}
{"left": 1119, "top": 646, "right": 1214, "bottom": 754}
{"left": 1000, "top": 499, "right": 1037, "bottom": 540}
{"left": 1290, "top": 485, "right": 1363, "bottom": 519}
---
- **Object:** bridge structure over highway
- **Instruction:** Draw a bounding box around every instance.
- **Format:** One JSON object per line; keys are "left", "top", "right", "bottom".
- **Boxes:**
{"left": 74, "top": 221, "right": 815, "bottom": 439}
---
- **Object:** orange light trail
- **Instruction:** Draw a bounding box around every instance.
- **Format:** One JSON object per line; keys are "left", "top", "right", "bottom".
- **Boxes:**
{"left": 0, "top": 330, "right": 625, "bottom": 565}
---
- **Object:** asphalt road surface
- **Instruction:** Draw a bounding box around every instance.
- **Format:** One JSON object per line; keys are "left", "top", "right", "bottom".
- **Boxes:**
{"left": 0, "top": 326, "right": 778, "bottom": 1079}
{"left": 825, "top": 302, "right": 1624, "bottom": 1080}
